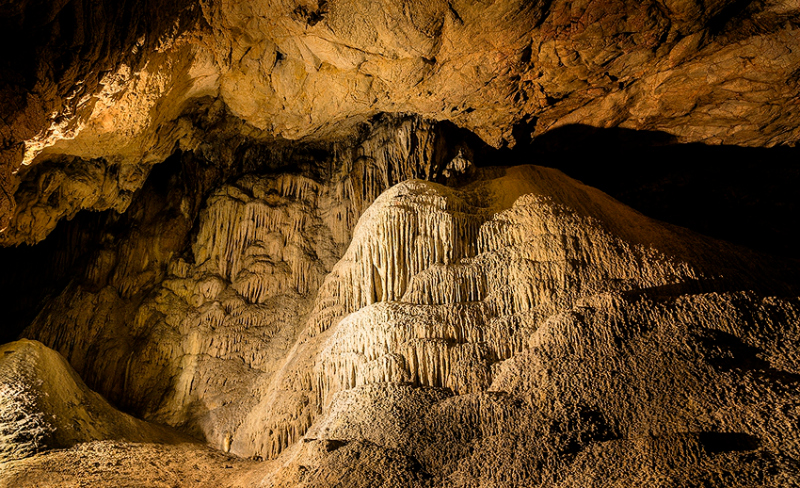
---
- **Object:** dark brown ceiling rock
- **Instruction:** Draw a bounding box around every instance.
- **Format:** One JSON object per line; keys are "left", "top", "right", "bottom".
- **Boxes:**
{"left": 0, "top": 0, "right": 799, "bottom": 245}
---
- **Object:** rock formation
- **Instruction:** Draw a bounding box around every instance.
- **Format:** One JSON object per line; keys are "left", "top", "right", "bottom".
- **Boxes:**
{"left": 2, "top": 0, "right": 800, "bottom": 244}
{"left": 0, "top": 339, "right": 186, "bottom": 463}
{"left": 1, "top": 1, "right": 800, "bottom": 487}
{"left": 5, "top": 152, "right": 800, "bottom": 486}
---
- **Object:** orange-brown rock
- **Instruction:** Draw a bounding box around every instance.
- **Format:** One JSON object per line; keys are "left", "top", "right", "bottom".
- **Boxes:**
{"left": 2, "top": 0, "right": 800, "bottom": 243}
{"left": 2, "top": 1, "right": 800, "bottom": 487}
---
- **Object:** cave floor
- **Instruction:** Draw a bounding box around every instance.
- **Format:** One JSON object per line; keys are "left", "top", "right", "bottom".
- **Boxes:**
{"left": 0, "top": 441, "right": 261, "bottom": 488}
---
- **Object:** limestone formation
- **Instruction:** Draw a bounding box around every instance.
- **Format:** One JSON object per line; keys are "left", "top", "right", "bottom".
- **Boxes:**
{"left": 6, "top": 152, "right": 800, "bottom": 486}
{"left": 225, "top": 165, "right": 800, "bottom": 468}
{"left": 1, "top": 1, "right": 800, "bottom": 487}
{"left": 19, "top": 114, "right": 467, "bottom": 449}
{"left": 0, "top": 339, "right": 186, "bottom": 463}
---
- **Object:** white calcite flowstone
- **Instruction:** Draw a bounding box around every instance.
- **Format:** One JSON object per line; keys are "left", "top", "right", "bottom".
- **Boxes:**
{"left": 20, "top": 117, "right": 454, "bottom": 450}
{"left": 227, "top": 164, "right": 747, "bottom": 458}
{"left": 6, "top": 163, "right": 800, "bottom": 487}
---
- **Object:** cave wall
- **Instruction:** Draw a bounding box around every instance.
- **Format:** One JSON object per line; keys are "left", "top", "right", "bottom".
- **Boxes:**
{"left": 10, "top": 114, "right": 474, "bottom": 446}
{"left": 2, "top": 1, "right": 800, "bottom": 486}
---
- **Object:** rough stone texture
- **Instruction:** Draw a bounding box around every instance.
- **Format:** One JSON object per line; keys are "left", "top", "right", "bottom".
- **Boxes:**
{"left": 0, "top": 0, "right": 203, "bottom": 233}
{"left": 0, "top": 339, "right": 187, "bottom": 463}
{"left": 0, "top": 440, "right": 259, "bottom": 487}
{"left": 2, "top": 1, "right": 800, "bottom": 486}
{"left": 10, "top": 155, "right": 800, "bottom": 486}
{"left": 1, "top": 0, "right": 800, "bottom": 244}
{"left": 19, "top": 115, "right": 472, "bottom": 448}
{"left": 224, "top": 165, "right": 800, "bottom": 469}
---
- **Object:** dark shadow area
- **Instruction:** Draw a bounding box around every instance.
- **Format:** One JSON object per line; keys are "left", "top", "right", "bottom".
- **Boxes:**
{"left": 0, "top": 151, "right": 192, "bottom": 344}
{"left": 698, "top": 432, "right": 761, "bottom": 454}
{"left": 494, "top": 124, "right": 799, "bottom": 261}
{"left": 0, "top": 0, "right": 201, "bottom": 122}
{"left": 693, "top": 328, "right": 800, "bottom": 385}
{"left": 0, "top": 208, "right": 105, "bottom": 344}
{"left": 624, "top": 279, "right": 784, "bottom": 302}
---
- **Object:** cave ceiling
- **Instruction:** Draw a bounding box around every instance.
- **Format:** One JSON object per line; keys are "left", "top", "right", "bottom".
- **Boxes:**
{"left": 1, "top": 0, "right": 799, "bottom": 245}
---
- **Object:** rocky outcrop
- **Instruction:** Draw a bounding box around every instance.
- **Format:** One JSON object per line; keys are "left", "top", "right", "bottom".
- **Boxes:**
{"left": 228, "top": 164, "right": 800, "bottom": 465}
{"left": 0, "top": 339, "right": 186, "bottom": 463}
{"left": 0, "top": 0, "right": 203, "bottom": 234}
{"left": 2, "top": 0, "right": 800, "bottom": 243}
{"left": 241, "top": 166, "right": 800, "bottom": 487}
{"left": 2, "top": 1, "right": 800, "bottom": 486}
{"left": 14, "top": 154, "right": 800, "bottom": 486}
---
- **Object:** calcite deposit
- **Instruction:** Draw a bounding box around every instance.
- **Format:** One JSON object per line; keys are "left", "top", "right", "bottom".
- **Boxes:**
{"left": 5, "top": 152, "right": 800, "bottom": 486}
{"left": 1, "top": 0, "right": 800, "bottom": 487}
{"left": 0, "top": 339, "right": 187, "bottom": 463}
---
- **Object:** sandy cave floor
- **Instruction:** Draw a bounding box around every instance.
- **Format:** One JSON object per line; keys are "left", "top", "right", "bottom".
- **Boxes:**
{"left": 0, "top": 441, "right": 262, "bottom": 488}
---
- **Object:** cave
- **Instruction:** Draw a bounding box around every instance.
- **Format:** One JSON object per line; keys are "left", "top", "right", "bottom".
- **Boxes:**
{"left": 1, "top": 1, "right": 800, "bottom": 486}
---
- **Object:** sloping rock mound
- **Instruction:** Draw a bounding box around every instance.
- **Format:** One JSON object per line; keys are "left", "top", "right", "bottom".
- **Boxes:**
{"left": 0, "top": 339, "right": 186, "bottom": 463}
{"left": 6, "top": 164, "right": 800, "bottom": 487}
{"left": 246, "top": 169, "right": 800, "bottom": 487}
{"left": 231, "top": 165, "right": 795, "bottom": 459}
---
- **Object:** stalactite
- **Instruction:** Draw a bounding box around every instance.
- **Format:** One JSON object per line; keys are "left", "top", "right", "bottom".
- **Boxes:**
{"left": 17, "top": 119, "right": 747, "bottom": 469}
{"left": 238, "top": 166, "right": 721, "bottom": 460}
{"left": 307, "top": 180, "right": 487, "bottom": 336}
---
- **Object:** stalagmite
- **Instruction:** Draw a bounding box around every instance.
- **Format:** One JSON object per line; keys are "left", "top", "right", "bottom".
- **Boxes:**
{"left": 6, "top": 154, "right": 800, "bottom": 486}
{"left": 226, "top": 164, "right": 791, "bottom": 466}
{"left": 0, "top": 340, "right": 185, "bottom": 463}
